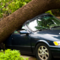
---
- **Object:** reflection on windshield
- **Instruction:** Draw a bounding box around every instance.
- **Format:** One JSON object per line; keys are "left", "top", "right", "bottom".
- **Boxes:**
{"left": 27, "top": 15, "right": 60, "bottom": 31}
{"left": 28, "top": 20, "right": 38, "bottom": 31}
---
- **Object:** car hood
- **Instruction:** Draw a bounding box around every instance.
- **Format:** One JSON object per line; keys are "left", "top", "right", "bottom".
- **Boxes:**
{"left": 33, "top": 30, "right": 60, "bottom": 41}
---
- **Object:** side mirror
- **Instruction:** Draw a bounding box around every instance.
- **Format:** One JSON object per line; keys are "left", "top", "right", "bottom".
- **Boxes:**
{"left": 20, "top": 30, "right": 29, "bottom": 35}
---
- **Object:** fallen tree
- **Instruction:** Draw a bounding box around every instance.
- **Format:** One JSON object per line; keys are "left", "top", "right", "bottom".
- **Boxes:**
{"left": 0, "top": 0, "right": 60, "bottom": 42}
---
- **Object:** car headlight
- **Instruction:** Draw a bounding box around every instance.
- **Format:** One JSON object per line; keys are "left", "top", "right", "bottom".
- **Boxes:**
{"left": 54, "top": 41, "right": 60, "bottom": 46}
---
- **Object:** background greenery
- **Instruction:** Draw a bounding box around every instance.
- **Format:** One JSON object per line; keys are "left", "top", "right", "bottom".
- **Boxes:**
{"left": 0, "top": 0, "right": 31, "bottom": 18}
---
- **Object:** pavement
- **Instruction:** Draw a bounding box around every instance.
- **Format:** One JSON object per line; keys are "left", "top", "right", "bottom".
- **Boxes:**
{"left": 21, "top": 55, "right": 60, "bottom": 60}
{"left": 21, "top": 55, "right": 37, "bottom": 60}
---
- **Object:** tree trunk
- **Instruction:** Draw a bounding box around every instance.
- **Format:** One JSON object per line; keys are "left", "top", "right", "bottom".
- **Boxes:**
{"left": 0, "top": 0, "right": 60, "bottom": 42}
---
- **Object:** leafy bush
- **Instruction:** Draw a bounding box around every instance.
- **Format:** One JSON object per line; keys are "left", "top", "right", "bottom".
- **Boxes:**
{"left": 45, "top": 10, "right": 54, "bottom": 15}
{"left": 0, "top": 49, "right": 28, "bottom": 60}
{"left": 0, "top": 0, "right": 31, "bottom": 18}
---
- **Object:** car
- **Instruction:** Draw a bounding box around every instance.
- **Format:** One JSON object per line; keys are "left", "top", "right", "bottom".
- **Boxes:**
{"left": 4, "top": 13, "right": 60, "bottom": 60}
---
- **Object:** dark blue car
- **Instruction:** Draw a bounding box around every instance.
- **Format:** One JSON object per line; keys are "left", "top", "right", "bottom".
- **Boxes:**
{"left": 4, "top": 13, "right": 60, "bottom": 60}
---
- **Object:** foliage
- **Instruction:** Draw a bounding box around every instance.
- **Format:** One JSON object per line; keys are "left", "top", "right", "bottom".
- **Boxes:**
{"left": 0, "top": 0, "right": 31, "bottom": 18}
{"left": 45, "top": 10, "right": 54, "bottom": 15}
{"left": 0, "top": 49, "right": 28, "bottom": 60}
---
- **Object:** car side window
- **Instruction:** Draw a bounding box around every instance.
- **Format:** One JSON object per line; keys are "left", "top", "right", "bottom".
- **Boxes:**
{"left": 13, "top": 25, "right": 27, "bottom": 34}
{"left": 22, "top": 25, "right": 27, "bottom": 31}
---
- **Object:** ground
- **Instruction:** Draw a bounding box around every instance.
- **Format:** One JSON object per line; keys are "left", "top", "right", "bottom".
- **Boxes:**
{"left": 21, "top": 55, "right": 37, "bottom": 60}
{"left": 21, "top": 55, "right": 60, "bottom": 60}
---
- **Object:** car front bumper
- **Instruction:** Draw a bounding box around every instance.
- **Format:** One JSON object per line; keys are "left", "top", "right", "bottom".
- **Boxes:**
{"left": 50, "top": 46, "right": 60, "bottom": 58}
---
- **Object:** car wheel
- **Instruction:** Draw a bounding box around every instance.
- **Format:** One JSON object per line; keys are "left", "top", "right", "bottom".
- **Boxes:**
{"left": 35, "top": 43, "right": 52, "bottom": 60}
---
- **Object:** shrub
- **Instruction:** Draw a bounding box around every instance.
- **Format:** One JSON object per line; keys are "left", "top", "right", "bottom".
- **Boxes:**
{"left": 0, "top": 0, "right": 31, "bottom": 18}
{"left": 45, "top": 10, "right": 54, "bottom": 15}
{"left": 0, "top": 49, "right": 28, "bottom": 60}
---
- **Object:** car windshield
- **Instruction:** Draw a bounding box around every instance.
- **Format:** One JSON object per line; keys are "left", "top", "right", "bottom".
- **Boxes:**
{"left": 27, "top": 15, "right": 60, "bottom": 31}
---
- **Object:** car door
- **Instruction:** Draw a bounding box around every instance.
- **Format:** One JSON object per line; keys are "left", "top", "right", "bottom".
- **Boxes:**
{"left": 12, "top": 25, "right": 32, "bottom": 54}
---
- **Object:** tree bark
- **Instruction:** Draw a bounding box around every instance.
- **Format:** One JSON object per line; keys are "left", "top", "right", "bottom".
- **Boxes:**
{"left": 0, "top": 0, "right": 60, "bottom": 42}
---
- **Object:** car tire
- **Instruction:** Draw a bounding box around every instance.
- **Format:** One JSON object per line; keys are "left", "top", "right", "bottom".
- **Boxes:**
{"left": 35, "top": 43, "right": 52, "bottom": 60}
